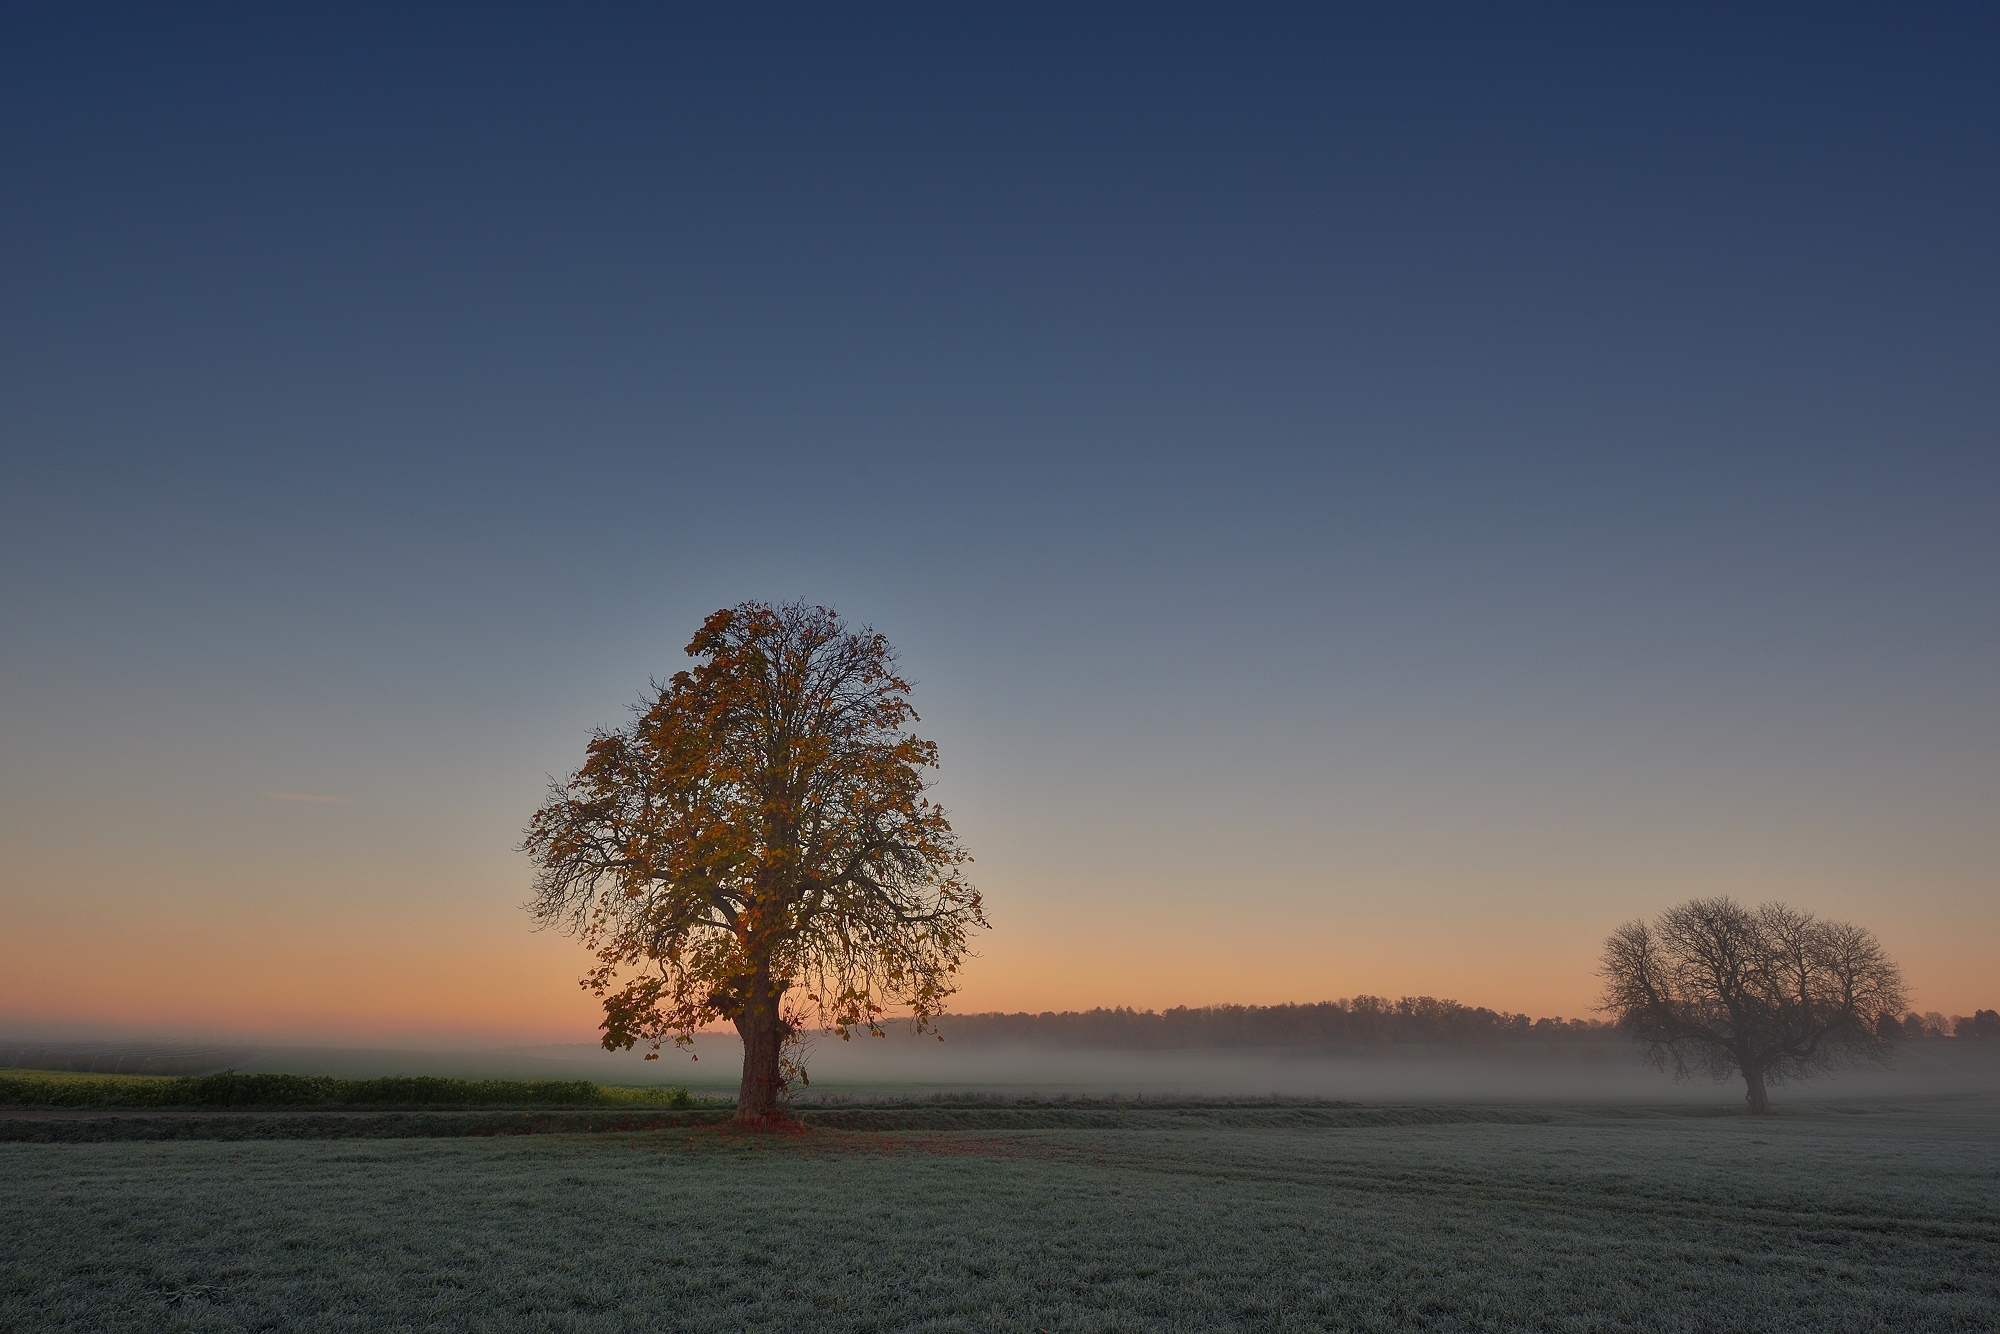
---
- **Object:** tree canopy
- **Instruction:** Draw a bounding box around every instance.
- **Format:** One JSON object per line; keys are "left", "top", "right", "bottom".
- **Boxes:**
{"left": 523, "top": 602, "right": 985, "bottom": 1124}
{"left": 1598, "top": 897, "right": 1906, "bottom": 1113}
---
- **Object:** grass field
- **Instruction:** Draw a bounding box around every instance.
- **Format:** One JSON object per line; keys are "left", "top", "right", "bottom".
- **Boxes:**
{"left": 0, "top": 1069, "right": 701, "bottom": 1111}
{"left": 4, "top": 1097, "right": 1995, "bottom": 1333}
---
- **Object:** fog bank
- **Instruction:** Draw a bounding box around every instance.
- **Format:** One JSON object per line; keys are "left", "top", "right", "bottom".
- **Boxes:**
{"left": 653, "top": 1034, "right": 2000, "bottom": 1104}
{"left": 10, "top": 1035, "right": 1995, "bottom": 1106}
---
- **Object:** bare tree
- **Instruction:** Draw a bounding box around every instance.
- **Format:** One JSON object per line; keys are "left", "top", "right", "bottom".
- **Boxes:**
{"left": 1598, "top": 897, "right": 1907, "bottom": 1114}
{"left": 523, "top": 602, "right": 986, "bottom": 1126}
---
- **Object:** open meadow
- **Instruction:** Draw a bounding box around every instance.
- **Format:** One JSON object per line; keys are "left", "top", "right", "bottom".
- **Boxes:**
{"left": 5, "top": 1094, "right": 1996, "bottom": 1333}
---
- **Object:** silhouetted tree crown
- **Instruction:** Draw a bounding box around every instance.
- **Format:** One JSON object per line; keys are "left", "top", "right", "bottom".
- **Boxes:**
{"left": 523, "top": 602, "right": 985, "bottom": 1125}
{"left": 1599, "top": 897, "right": 1906, "bottom": 1114}
{"left": 1957, "top": 1009, "right": 2000, "bottom": 1039}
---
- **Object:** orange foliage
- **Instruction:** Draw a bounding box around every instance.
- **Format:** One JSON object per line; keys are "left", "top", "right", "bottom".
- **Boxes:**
{"left": 523, "top": 602, "right": 986, "bottom": 1122}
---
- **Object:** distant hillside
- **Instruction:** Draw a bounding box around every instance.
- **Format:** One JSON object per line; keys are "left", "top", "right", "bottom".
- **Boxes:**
{"left": 926, "top": 998, "right": 1620, "bottom": 1048}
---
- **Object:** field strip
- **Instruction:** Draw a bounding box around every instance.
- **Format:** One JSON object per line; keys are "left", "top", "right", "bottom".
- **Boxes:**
{"left": 740, "top": 1126, "right": 2000, "bottom": 1245}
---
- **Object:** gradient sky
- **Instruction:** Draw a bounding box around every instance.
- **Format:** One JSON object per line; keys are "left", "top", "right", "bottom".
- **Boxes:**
{"left": 3, "top": 5, "right": 1996, "bottom": 1043}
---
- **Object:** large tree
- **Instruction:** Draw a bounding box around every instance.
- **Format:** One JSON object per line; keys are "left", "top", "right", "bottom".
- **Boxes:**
{"left": 1598, "top": 897, "right": 1906, "bottom": 1114}
{"left": 523, "top": 602, "right": 986, "bottom": 1126}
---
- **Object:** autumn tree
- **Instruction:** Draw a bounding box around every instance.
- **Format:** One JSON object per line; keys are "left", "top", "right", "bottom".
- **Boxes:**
{"left": 523, "top": 602, "right": 986, "bottom": 1126}
{"left": 1598, "top": 897, "right": 1906, "bottom": 1114}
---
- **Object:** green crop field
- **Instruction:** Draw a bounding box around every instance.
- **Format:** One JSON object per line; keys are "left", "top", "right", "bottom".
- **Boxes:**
{"left": 4, "top": 1097, "right": 1995, "bottom": 1333}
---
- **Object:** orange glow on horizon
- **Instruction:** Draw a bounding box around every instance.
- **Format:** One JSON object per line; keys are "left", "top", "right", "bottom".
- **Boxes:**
{"left": 4, "top": 887, "right": 1990, "bottom": 1044}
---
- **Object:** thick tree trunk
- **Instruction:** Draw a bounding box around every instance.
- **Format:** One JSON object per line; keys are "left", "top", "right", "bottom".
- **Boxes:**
{"left": 731, "top": 971, "right": 795, "bottom": 1128}
{"left": 1742, "top": 1063, "right": 1772, "bottom": 1115}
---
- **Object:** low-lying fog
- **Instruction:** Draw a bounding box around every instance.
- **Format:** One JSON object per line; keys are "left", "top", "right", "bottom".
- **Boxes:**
{"left": 493, "top": 1035, "right": 2000, "bottom": 1103}
{"left": 15, "top": 1033, "right": 1994, "bottom": 1105}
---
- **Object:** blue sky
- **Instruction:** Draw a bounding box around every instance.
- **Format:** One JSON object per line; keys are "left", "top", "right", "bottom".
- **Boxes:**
{"left": 3, "top": 4, "right": 1995, "bottom": 1038}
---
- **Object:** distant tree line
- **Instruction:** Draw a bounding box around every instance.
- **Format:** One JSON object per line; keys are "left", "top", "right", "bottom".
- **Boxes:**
{"left": 910, "top": 999, "right": 1999, "bottom": 1049}
{"left": 1888, "top": 1009, "right": 2000, "bottom": 1040}
{"left": 920, "top": 998, "right": 1621, "bottom": 1048}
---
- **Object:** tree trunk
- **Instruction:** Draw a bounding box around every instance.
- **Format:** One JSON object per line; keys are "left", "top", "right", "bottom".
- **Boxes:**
{"left": 1742, "top": 1063, "right": 1772, "bottom": 1115}
{"left": 731, "top": 971, "right": 794, "bottom": 1128}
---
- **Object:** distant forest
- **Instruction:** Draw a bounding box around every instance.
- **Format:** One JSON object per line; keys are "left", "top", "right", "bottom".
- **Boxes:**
{"left": 926, "top": 998, "right": 1617, "bottom": 1048}
{"left": 920, "top": 998, "right": 2000, "bottom": 1048}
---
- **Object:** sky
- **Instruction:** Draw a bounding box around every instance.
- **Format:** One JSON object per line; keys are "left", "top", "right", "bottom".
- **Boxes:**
{"left": 3, "top": 4, "right": 1995, "bottom": 1045}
